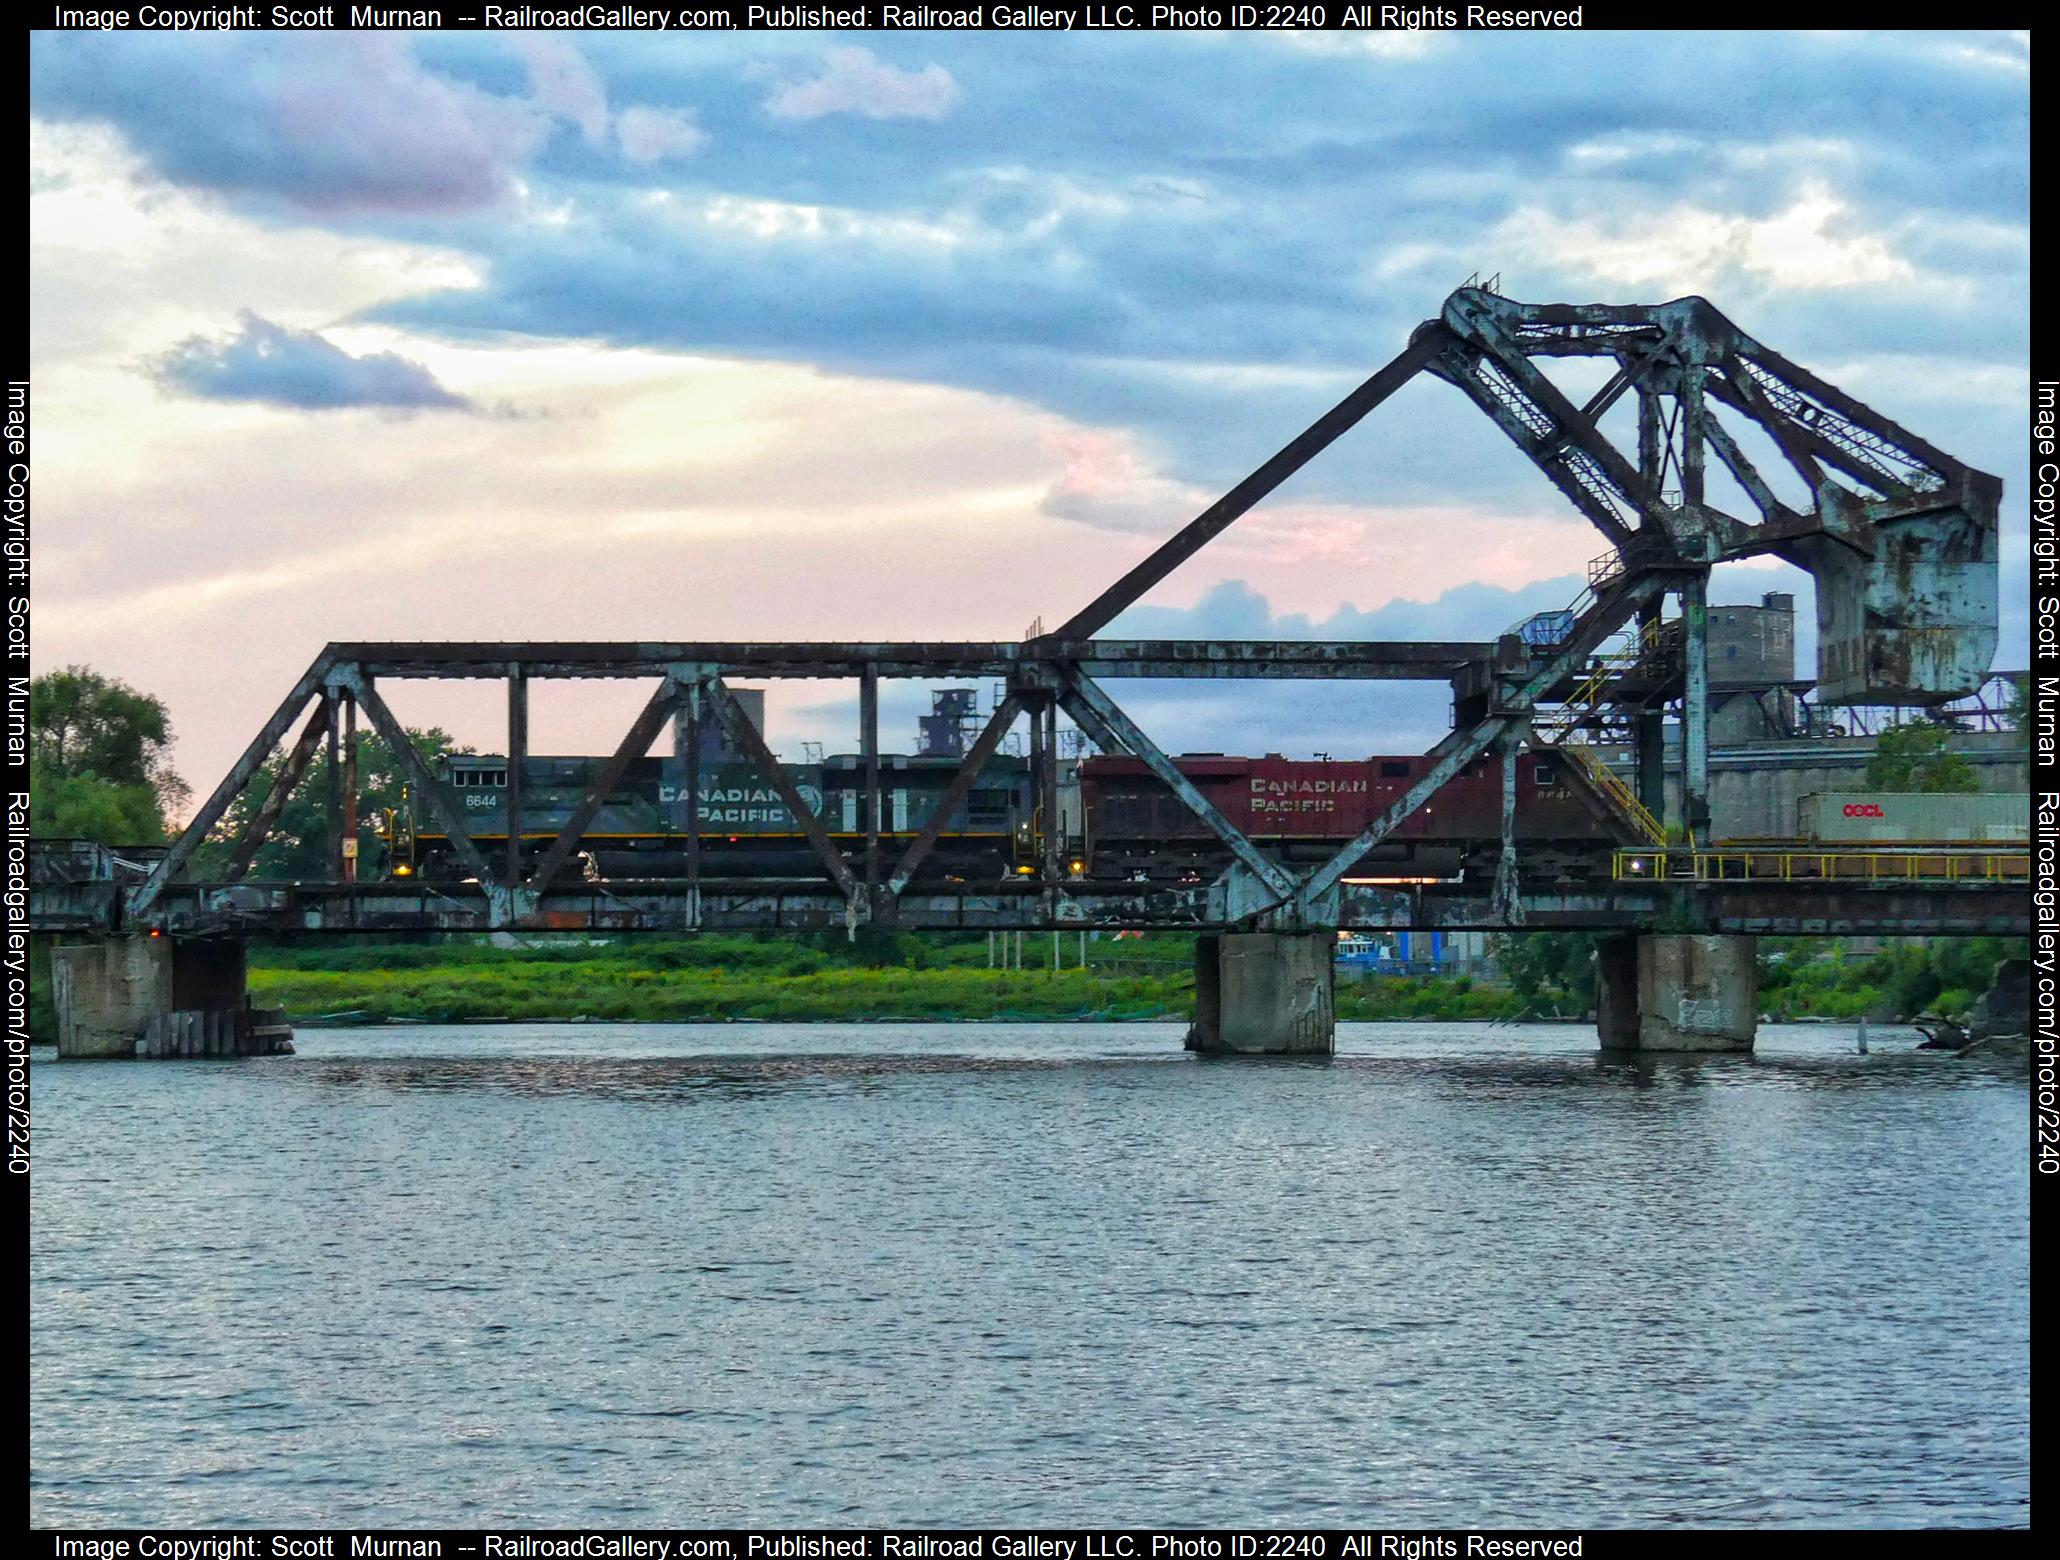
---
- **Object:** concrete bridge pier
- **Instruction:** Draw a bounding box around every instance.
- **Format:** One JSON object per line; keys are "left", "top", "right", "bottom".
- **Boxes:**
{"left": 1596, "top": 933, "right": 1757, "bottom": 1052}
{"left": 1187, "top": 932, "right": 1335, "bottom": 1056}
{"left": 50, "top": 936, "right": 293, "bottom": 1059}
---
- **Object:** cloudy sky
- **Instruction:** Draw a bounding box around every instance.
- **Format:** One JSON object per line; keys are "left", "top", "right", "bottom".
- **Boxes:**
{"left": 28, "top": 28, "right": 2030, "bottom": 795}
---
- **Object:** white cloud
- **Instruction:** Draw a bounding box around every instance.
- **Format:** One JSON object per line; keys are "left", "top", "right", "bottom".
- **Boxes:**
{"left": 696, "top": 193, "right": 963, "bottom": 251}
{"left": 764, "top": 47, "right": 961, "bottom": 123}
{"left": 1814, "top": 355, "right": 2026, "bottom": 412}
{"left": 616, "top": 106, "right": 706, "bottom": 164}
{"left": 1935, "top": 33, "right": 2029, "bottom": 72}
{"left": 29, "top": 119, "right": 480, "bottom": 374}
{"left": 510, "top": 39, "right": 706, "bottom": 164}
{"left": 1273, "top": 29, "right": 1440, "bottom": 60}
{"left": 1564, "top": 130, "right": 1703, "bottom": 166}
{"left": 512, "top": 36, "right": 612, "bottom": 146}
{"left": 1494, "top": 179, "right": 1921, "bottom": 294}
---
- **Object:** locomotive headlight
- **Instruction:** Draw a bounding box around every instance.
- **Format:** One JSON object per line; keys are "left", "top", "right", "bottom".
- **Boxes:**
{"left": 395, "top": 864, "right": 413, "bottom": 877}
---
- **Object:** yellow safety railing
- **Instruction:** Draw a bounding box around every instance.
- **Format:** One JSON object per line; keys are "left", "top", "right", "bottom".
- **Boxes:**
{"left": 1564, "top": 745, "right": 1666, "bottom": 846}
{"left": 1518, "top": 574, "right": 1673, "bottom": 848}
{"left": 1533, "top": 617, "right": 1669, "bottom": 744}
{"left": 1613, "top": 847, "right": 2031, "bottom": 883}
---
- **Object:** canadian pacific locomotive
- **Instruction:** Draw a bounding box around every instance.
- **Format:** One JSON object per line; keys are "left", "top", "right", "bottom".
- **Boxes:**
{"left": 390, "top": 750, "right": 1043, "bottom": 884}
{"left": 387, "top": 744, "right": 1625, "bottom": 885}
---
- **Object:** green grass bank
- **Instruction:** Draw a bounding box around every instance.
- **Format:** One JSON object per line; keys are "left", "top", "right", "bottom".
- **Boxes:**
{"left": 235, "top": 931, "right": 2023, "bottom": 1027}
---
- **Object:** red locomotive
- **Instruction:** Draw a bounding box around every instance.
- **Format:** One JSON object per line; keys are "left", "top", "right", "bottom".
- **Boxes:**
{"left": 1078, "top": 751, "right": 1625, "bottom": 880}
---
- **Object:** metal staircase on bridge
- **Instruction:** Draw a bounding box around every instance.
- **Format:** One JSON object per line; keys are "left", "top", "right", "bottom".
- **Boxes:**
{"left": 1513, "top": 556, "right": 1670, "bottom": 846}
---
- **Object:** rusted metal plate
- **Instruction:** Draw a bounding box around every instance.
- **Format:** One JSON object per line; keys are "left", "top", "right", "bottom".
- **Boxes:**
{"left": 330, "top": 640, "right": 1494, "bottom": 681}
{"left": 55, "top": 872, "right": 2026, "bottom": 940}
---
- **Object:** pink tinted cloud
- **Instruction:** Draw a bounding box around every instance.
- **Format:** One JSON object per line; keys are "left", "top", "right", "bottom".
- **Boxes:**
{"left": 1039, "top": 423, "right": 1600, "bottom": 616}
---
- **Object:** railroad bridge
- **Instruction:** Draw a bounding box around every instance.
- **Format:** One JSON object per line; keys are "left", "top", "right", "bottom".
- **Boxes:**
{"left": 32, "top": 287, "right": 2024, "bottom": 1058}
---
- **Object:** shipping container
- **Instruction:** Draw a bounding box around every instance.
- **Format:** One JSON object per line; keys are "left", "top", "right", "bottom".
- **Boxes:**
{"left": 1795, "top": 791, "right": 2030, "bottom": 843}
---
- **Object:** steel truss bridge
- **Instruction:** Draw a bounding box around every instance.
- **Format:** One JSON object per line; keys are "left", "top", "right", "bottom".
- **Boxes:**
{"left": 29, "top": 288, "right": 2025, "bottom": 943}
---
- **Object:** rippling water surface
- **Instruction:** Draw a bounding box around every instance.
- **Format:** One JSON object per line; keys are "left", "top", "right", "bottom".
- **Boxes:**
{"left": 31, "top": 1021, "right": 2029, "bottom": 1528}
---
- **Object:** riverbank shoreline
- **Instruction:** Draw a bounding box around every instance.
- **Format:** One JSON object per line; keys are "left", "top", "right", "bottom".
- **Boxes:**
{"left": 282, "top": 1011, "right": 1621, "bottom": 1028}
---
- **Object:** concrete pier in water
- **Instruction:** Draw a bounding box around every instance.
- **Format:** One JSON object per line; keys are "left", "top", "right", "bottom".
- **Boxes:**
{"left": 50, "top": 936, "right": 293, "bottom": 1059}
{"left": 1188, "top": 932, "right": 1335, "bottom": 1056}
{"left": 1597, "top": 933, "right": 1757, "bottom": 1052}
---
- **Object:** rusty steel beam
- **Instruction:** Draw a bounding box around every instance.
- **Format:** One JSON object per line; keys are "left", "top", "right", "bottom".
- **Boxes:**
{"left": 1732, "top": 339, "right": 1965, "bottom": 491}
{"left": 886, "top": 694, "right": 1024, "bottom": 897}
{"left": 1051, "top": 326, "right": 1451, "bottom": 641}
{"left": 1037, "top": 697, "right": 1063, "bottom": 887}
{"left": 1443, "top": 292, "right": 1661, "bottom": 530}
{"left": 329, "top": 640, "right": 1491, "bottom": 680}
{"left": 1433, "top": 344, "right": 1640, "bottom": 549}
{"left": 340, "top": 693, "right": 359, "bottom": 884}
{"left": 504, "top": 667, "right": 528, "bottom": 889}
{"left": 682, "top": 684, "right": 702, "bottom": 918}
{"left": 223, "top": 697, "right": 332, "bottom": 884}
{"left": 1699, "top": 409, "right": 1797, "bottom": 527}
{"left": 861, "top": 663, "right": 880, "bottom": 889}
{"left": 704, "top": 676, "right": 860, "bottom": 903}
{"left": 86, "top": 872, "right": 2031, "bottom": 941}
{"left": 1294, "top": 571, "right": 1671, "bottom": 912}
{"left": 525, "top": 681, "right": 681, "bottom": 893}
{"left": 129, "top": 660, "right": 332, "bottom": 918}
{"left": 324, "top": 698, "right": 342, "bottom": 881}
{"left": 1704, "top": 365, "right": 1827, "bottom": 501}
{"left": 351, "top": 673, "right": 498, "bottom": 890}
{"left": 1055, "top": 667, "right": 1299, "bottom": 903}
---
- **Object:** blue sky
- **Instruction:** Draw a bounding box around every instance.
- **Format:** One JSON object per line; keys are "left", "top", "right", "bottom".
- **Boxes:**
{"left": 28, "top": 28, "right": 2030, "bottom": 785}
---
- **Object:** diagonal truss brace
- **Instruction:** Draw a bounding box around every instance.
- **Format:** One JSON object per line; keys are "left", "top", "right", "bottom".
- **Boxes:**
{"left": 886, "top": 694, "right": 1025, "bottom": 897}
{"left": 222, "top": 696, "right": 332, "bottom": 885}
{"left": 1289, "top": 572, "right": 1671, "bottom": 916}
{"left": 1053, "top": 327, "right": 1449, "bottom": 640}
{"left": 342, "top": 667, "right": 498, "bottom": 891}
{"left": 523, "top": 679, "right": 683, "bottom": 893}
{"left": 130, "top": 660, "right": 332, "bottom": 919}
{"left": 1055, "top": 665, "right": 1300, "bottom": 903}
{"left": 703, "top": 675, "right": 862, "bottom": 905}
{"left": 1437, "top": 298, "right": 1661, "bottom": 544}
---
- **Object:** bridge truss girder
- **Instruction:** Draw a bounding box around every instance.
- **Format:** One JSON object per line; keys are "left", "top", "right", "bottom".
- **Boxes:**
{"left": 115, "top": 288, "right": 2002, "bottom": 937}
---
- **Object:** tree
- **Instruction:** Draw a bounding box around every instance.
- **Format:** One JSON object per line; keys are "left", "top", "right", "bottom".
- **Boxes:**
{"left": 28, "top": 765, "right": 170, "bottom": 844}
{"left": 29, "top": 667, "right": 189, "bottom": 843}
{"left": 2003, "top": 675, "right": 2029, "bottom": 743}
{"left": 1489, "top": 931, "right": 1601, "bottom": 1015}
{"left": 199, "top": 725, "right": 463, "bottom": 880}
{"left": 1864, "top": 721, "right": 1979, "bottom": 793}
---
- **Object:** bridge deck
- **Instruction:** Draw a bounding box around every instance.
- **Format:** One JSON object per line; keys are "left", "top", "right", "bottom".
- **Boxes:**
{"left": 31, "top": 870, "right": 2029, "bottom": 940}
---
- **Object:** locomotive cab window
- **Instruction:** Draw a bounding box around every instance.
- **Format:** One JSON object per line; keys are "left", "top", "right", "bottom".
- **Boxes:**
{"left": 967, "top": 788, "right": 1012, "bottom": 823}
{"left": 1379, "top": 761, "right": 1410, "bottom": 778}
{"left": 1533, "top": 758, "right": 1560, "bottom": 787}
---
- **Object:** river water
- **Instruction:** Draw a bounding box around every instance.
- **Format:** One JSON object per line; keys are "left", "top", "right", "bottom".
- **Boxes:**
{"left": 30, "top": 1021, "right": 2029, "bottom": 1529}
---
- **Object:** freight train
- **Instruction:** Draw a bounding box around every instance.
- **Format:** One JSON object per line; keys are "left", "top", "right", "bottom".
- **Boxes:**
{"left": 1079, "top": 750, "right": 1619, "bottom": 880}
{"left": 382, "top": 745, "right": 1627, "bottom": 885}
{"left": 383, "top": 750, "right": 1042, "bottom": 884}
